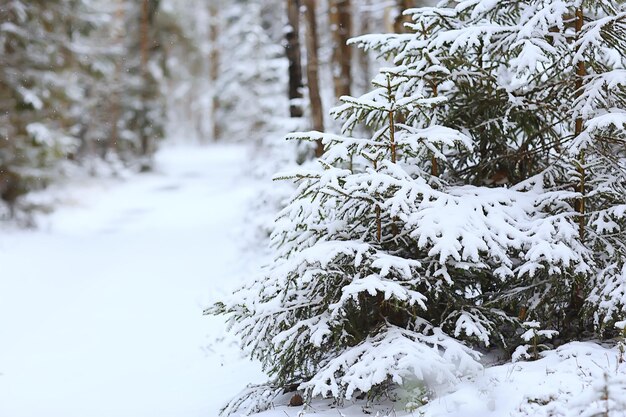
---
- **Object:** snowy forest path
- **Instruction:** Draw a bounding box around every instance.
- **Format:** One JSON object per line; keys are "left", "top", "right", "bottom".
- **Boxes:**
{"left": 0, "top": 144, "right": 265, "bottom": 417}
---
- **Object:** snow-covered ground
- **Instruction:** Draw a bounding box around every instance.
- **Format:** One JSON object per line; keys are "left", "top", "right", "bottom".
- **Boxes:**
{"left": 246, "top": 341, "right": 626, "bottom": 417}
{"left": 0, "top": 144, "right": 266, "bottom": 417}
{"left": 1, "top": 143, "right": 625, "bottom": 417}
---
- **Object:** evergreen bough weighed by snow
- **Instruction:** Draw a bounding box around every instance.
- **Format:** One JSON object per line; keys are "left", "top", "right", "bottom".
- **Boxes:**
{"left": 351, "top": 0, "right": 626, "bottom": 334}
{"left": 208, "top": 0, "right": 626, "bottom": 413}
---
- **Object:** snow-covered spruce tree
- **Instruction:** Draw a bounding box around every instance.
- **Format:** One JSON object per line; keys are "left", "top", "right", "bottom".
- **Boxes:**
{"left": 79, "top": 0, "right": 166, "bottom": 164}
{"left": 352, "top": 0, "right": 626, "bottom": 336}
{"left": 209, "top": 60, "right": 588, "bottom": 414}
{"left": 210, "top": 0, "right": 626, "bottom": 411}
{"left": 209, "top": 70, "right": 478, "bottom": 409}
{"left": 111, "top": 0, "right": 164, "bottom": 163}
{"left": 0, "top": 0, "right": 103, "bottom": 213}
{"left": 213, "top": 0, "right": 287, "bottom": 143}
{"left": 568, "top": 3, "right": 626, "bottom": 334}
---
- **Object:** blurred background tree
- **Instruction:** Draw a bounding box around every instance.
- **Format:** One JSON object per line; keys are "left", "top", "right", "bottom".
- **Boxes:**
{"left": 0, "top": 0, "right": 430, "bottom": 218}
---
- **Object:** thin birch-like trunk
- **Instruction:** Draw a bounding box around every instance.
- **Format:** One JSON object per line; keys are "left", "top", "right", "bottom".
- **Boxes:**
{"left": 303, "top": 0, "right": 325, "bottom": 156}
{"left": 209, "top": 3, "right": 220, "bottom": 141}
{"left": 109, "top": 0, "right": 125, "bottom": 154}
{"left": 329, "top": 0, "right": 351, "bottom": 98}
{"left": 139, "top": 0, "right": 151, "bottom": 156}
{"left": 393, "top": 0, "right": 414, "bottom": 34}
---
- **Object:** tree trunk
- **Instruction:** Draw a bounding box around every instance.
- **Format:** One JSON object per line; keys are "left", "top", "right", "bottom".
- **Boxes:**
{"left": 209, "top": 2, "right": 221, "bottom": 140}
{"left": 574, "top": 7, "right": 586, "bottom": 242}
{"left": 139, "top": 0, "right": 151, "bottom": 157}
{"left": 140, "top": 0, "right": 150, "bottom": 70}
{"left": 109, "top": 0, "right": 125, "bottom": 154}
{"left": 329, "top": 0, "right": 351, "bottom": 98}
{"left": 303, "top": 0, "right": 324, "bottom": 156}
{"left": 393, "top": 0, "right": 417, "bottom": 34}
{"left": 286, "top": 0, "right": 304, "bottom": 118}
{"left": 566, "top": 6, "right": 587, "bottom": 336}
{"left": 138, "top": 0, "right": 160, "bottom": 159}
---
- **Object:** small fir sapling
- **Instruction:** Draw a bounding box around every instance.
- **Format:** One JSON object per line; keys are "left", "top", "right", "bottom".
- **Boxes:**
{"left": 512, "top": 321, "right": 559, "bottom": 362}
